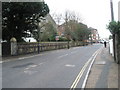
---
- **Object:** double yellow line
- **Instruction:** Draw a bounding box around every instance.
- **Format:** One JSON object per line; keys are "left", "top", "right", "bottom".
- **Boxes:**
{"left": 70, "top": 58, "right": 91, "bottom": 90}
{"left": 70, "top": 48, "right": 102, "bottom": 90}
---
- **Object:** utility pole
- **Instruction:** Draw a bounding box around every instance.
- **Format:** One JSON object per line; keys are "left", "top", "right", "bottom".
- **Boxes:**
{"left": 110, "top": 0, "right": 114, "bottom": 21}
{"left": 110, "top": 0, "right": 116, "bottom": 61}
{"left": 37, "top": 22, "right": 40, "bottom": 54}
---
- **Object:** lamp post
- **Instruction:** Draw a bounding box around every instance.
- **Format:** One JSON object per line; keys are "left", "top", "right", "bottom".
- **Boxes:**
{"left": 110, "top": 0, "right": 116, "bottom": 61}
{"left": 37, "top": 22, "right": 40, "bottom": 54}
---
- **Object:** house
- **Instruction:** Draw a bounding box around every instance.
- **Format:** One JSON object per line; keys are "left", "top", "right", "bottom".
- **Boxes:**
{"left": 45, "top": 14, "right": 58, "bottom": 30}
{"left": 57, "top": 24, "right": 65, "bottom": 37}
{"left": 89, "top": 27, "right": 100, "bottom": 43}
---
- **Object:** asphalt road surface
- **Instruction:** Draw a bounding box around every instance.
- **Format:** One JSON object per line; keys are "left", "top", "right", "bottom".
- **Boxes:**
{"left": 2, "top": 44, "right": 102, "bottom": 88}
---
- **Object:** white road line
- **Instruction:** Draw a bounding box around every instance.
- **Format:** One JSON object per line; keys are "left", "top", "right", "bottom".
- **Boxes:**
{"left": 70, "top": 57, "right": 92, "bottom": 89}
{"left": 24, "top": 70, "right": 38, "bottom": 75}
{"left": 25, "top": 68, "right": 29, "bottom": 70}
{"left": 70, "top": 47, "right": 103, "bottom": 89}
{"left": 38, "top": 62, "right": 45, "bottom": 65}
{"left": 70, "top": 51, "right": 77, "bottom": 54}
{"left": 57, "top": 54, "right": 69, "bottom": 59}
{"left": 24, "top": 62, "right": 45, "bottom": 70}
{"left": 29, "top": 65, "right": 38, "bottom": 68}
{"left": 24, "top": 64, "right": 38, "bottom": 70}
{"left": 65, "top": 64, "right": 75, "bottom": 67}
{"left": 81, "top": 47, "right": 103, "bottom": 89}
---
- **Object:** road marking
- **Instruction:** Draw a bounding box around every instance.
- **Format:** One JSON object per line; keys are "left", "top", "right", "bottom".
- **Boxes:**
{"left": 70, "top": 59, "right": 91, "bottom": 89}
{"left": 65, "top": 64, "right": 75, "bottom": 67}
{"left": 24, "top": 62, "right": 45, "bottom": 70}
{"left": 24, "top": 64, "right": 38, "bottom": 70}
{"left": 70, "top": 47, "right": 102, "bottom": 89}
{"left": 29, "top": 65, "right": 38, "bottom": 68}
{"left": 24, "top": 70, "right": 38, "bottom": 75}
{"left": 24, "top": 62, "right": 45, "bottom": 71}
{"left": 70, "top": 51, "right": 77, "bottom": 54}
{"left": 38, "top": 62, "right": 45, "bottom": 65}
{"left": 25, "top": 68, "right": 29, "bottom": 70}
{"left": 81, "top": 47, "right": 103, "bottom": 89}
{"left": 57, "top": 54, "right": 69, "bottom": 59}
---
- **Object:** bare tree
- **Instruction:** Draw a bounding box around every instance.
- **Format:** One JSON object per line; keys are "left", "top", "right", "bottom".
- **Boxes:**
{"left": 51, "top": 13, "right": 63, "bottom": 25}
{"left": 63, "top": 10, "right": 83, "bottom": 40}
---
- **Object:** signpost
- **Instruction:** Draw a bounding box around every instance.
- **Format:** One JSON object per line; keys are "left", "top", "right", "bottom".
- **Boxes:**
{"left": 55, "top": 36, "right": 59, "bottom": 41}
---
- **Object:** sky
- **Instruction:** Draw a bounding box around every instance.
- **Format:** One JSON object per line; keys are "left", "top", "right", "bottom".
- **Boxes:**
{"left": 44, "top": 0, "right": 120, "bottom": 39}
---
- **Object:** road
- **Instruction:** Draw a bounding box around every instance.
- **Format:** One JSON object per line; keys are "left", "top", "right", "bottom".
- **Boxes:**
{"left": 2, "top": 44, "right": 102, "bottom": 88}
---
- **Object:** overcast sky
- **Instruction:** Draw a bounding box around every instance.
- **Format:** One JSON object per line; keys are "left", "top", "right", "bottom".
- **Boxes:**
{"left": 44, "top": 0, "right": 120, "bottom": 39}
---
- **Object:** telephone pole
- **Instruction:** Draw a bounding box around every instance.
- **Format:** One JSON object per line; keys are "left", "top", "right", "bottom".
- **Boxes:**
{"left": 110, "top": 0, "right": 116, "bottom": 61}
{"left": 110, "top": 0, "right": 114, "bottom": 21}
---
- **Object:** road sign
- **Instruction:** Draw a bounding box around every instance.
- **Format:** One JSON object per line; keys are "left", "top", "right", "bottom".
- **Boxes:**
{"left": 55, "top": 36, "right": 59, "bottom": 41}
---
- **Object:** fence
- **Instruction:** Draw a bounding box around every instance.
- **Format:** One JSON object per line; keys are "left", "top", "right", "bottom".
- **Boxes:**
{"left": 17, "top": 42, "right": 87, "bottom": 55}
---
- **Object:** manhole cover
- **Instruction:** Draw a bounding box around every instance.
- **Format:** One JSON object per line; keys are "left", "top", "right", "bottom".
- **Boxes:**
{"left": 95, "top": 61, "right": 106, "bottom": 65}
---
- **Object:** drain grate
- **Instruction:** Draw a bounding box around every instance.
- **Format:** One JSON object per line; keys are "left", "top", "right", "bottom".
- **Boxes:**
{"left": 95, "top": 61, "right": 106, "bottom": 65}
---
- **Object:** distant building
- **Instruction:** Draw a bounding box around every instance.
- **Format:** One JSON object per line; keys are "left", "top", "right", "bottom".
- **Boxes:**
{"left": 44, "top": 14, "right": 58, "bottom": 32}
{"left": 89, "top": 27, "right": 100, "bottom": 43}
{"left": 23, "top": 14, "right": 58, "bottom": 42}
{"left": 57, "top": 24, "right": 65, "bottom": 37}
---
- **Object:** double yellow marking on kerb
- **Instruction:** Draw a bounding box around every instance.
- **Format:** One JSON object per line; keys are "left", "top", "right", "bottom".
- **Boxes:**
{"left": 70, "top": 48, "right": 102, "bottom": 90}
{"left": 70, "top": 58, "right": 91, "bottom": 89}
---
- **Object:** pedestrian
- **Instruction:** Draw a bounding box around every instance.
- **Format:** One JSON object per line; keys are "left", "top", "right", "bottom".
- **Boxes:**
{"left": 104, "top": 41, "right": 107, "bottom": 48}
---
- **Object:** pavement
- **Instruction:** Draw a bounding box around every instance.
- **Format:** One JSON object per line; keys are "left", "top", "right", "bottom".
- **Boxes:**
{"left": 85, "top": 46, "right": 119, "bottom": 88}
